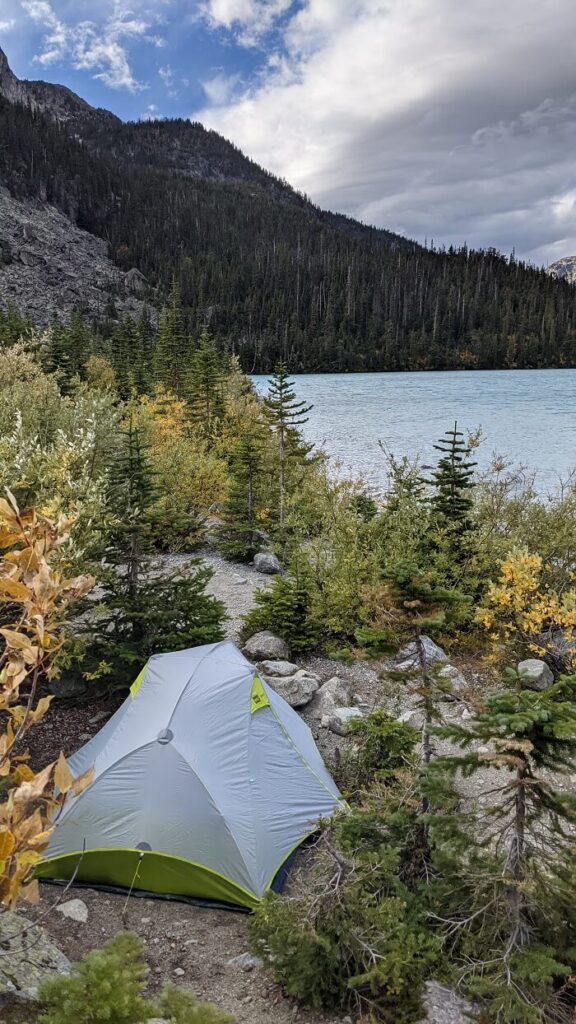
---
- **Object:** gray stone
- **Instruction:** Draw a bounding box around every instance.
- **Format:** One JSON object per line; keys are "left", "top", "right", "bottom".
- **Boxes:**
{"left": 253, "top": 552, "right": 282, "bottom": 575}
{"left": 259, "top": 659, "right": 299, "bottom": 677}
{"left": 438, "top": 664, "right": 468, "bottom": 699}
{"left": 0, "top": 910, "right": 71, "bottom": 1006}
{"left": 56, "top": 898, "right": 88, "bottom": 923}
{"left": 227, "top": 952, "right": 263, "bottom": 971}
{"left": 267, "top": 673, "right": 320, "bottom": 708}
{"left": 243, "top": 631, "right": 290, "bottom": 660}
{"left": 328, "top": 707, "right": 364, "bottom": 735}
{"left": 124, "top": 267, "right": 148, "bottom": 294}
{"left": 173, "top": 967, "right": 185, "bottom": 977}
{"left": 314, "top": 676, "right": 352, "bottom": 718}
{"left": 397, "top": 709, "right": 422, "bottom": 730}
{"left": 518, "top": 658, "right": 554, "bottom": 690}
{"left": 396, "top": 636, "right": 449, "bottom": 672}
{"left": 418, "top": 980, "right": 474, "bottom": 1024}
{"left": 88, "top": 710, "right": 109, "bottom": 725}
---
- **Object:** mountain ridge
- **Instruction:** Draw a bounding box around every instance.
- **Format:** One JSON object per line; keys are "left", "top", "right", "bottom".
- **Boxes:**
{"left": 1, "top": 45, "right": 575, "bottom": 372}
{"left": 547, "top": 256, "right": 576, "bottom": 286}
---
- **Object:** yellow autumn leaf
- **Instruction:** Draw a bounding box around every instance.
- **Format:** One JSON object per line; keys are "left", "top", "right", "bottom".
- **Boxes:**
{"left": 71, "top": 764, "right": 95, "bottom": 797}
{"left": 19, "top": 878, "right": 40, "bottom": 904}
{"left": 0, "top": 830, "right": 15, "bottom": 860}
{"left": 54, "top": 751, "right": 73, "bottom": 795}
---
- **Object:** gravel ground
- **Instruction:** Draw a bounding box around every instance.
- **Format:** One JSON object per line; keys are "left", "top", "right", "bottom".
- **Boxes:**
{"left": 35, "top": 884, "right": 342, "bottom": 1024}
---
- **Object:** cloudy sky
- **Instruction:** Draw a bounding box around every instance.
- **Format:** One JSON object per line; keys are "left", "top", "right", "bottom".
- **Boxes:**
{"left": 2, "top": 0, "right": 576, "bottom": 265}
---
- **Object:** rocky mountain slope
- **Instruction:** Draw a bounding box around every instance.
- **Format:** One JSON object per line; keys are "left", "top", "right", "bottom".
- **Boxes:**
{"left": 547, "top": 255, "right": 576, "bottom": 285}
{"left": 0, "top": 186, "right": 150, "bottom": 324}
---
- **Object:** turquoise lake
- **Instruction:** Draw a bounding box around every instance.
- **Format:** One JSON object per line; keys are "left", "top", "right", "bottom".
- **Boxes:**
{"left": 252, "top": 370, "right": 576, "bottom": 493}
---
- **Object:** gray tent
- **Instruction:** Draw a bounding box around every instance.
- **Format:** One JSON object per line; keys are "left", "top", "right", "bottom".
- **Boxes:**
{"left": 38, "top": 641, "right": 344, "bottom": 908}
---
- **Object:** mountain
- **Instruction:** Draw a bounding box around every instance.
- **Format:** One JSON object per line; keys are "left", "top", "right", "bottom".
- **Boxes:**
{"left": 1, "top": 45, "right": 576, "bottom": 372}
{"left": 547, "top": 257, "right": 576, "bottom": 286}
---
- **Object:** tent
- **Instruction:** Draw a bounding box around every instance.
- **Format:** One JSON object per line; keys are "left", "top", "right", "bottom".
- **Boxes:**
{"left": 37, "top": 641, "right": 344, "bottom": 909}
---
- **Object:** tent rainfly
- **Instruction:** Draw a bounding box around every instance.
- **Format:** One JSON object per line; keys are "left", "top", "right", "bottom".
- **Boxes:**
{"left": 37, "top": 642, "right": 344, "bottom": 909}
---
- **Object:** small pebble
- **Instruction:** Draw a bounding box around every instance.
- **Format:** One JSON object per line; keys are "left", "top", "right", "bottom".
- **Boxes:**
{"left": 174, "top": 967, "right": 185, "bottom": 977}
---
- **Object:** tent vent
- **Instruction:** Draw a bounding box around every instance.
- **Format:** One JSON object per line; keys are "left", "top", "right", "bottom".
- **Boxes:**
{"left": 157, "top": 728, "right": 174, "bottom": 745}
{"left": 136, "top": 842, "right": 151, "bottom": 851}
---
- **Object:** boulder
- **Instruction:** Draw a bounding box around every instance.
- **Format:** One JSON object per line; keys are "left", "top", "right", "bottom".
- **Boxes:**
{"left": 315, "top": 676, "right": 353, "bottom": 718}
{"left": 124, "top": 267, "right": 148, "bottom": 294}
{"left": 397, "top": 708, "right": 422, "bottom": 730}
{"left": 517, "top": 658, "right": 554, "bottom": 690}
{"left": 227, "top": 952, "right": 263, "bottom": 971}
{"left": 258, "top": 659, "right": 299, "bottom": 677}
{"left": 438, "top": 664, "right": 468, "bottom": 700}
{"left": 243, "top": 631, "right": 290, "bottom": 660}
{"left": 328, "top": 707, "right": 364, "bottom": 736}
{"left": 266, "top": 673, "right": 320, "bottom": 708}
{"left": 56, "top": 898, "right": 88, "bottom": 923}
{"left": 396, "top": 636, "right": 449, "bottom": 672}
{"left": 0, "top": 910, "right": 71, "bottom": 1007}
{"left": 253, "top": 552, "right": 282, "bottom": 575}
{"left": 418, "top": 980, "right": 474, "bottom": 1024}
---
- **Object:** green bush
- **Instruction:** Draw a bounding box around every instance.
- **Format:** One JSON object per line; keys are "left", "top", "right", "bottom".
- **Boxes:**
{"left": 250, "top": 853, "right": 439, "bottom": 1023}
{"left": 36, "top": 933, "right": 150, "bottom": 1024}
{"left": 35, "top": 933, "right": 233, "bottom": 1024}
{"left": 156, "top": 984, "right": 233, "bottom": 1024}
{"left": 337, "top": 710, "right": 418, "bottom": 793}
{"left": 242, "top": 574, "right": 320, "bottom": 652}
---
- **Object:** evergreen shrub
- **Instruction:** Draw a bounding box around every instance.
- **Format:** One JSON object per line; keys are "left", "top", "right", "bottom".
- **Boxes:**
{"left": 242, "top": 574, "right": 320, "bottom": 652}
{"left": 36, "top": 933, "right": 232, "bottom": 1024}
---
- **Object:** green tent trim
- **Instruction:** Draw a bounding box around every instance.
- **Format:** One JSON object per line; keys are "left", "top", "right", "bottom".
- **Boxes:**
{"left": 36, "top": 848, "right": 261, "bottom": 910}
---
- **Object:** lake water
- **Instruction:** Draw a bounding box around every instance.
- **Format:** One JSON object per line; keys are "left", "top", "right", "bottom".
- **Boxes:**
{"left": 252, "top": 369, "right": 576, "bottom": 494}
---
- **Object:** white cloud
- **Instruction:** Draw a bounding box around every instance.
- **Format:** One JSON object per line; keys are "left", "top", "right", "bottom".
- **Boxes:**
{"left": 20, "top": 0, "right": 167, "bottom": 91}
{"left": 202, "top": 70, "right": 241, "bottom": 105}
{"left": 197, "top": 0, "right": 576, "bottom": 263}
{"left": 0, "top": 19, "right": 17, "bottom": 31}
{"left": 201, "top": 0, "right": 293, "bottom": 46}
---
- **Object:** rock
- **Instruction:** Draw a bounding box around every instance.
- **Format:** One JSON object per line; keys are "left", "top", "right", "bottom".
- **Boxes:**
{"left": 518, "top": 658, "right": 554, "bottom": 690}
{"left": 259, "top": 659, "right": 299, "bottom": 677}
{"left": 314, "top": 676, "right": 352, "bottom": 718}
{"left": 243, "top": 631, "right": 290, "bottom": 660}
{"left": 253, "top": 552, "right": 282, "bottom": 575}
{"left": 173, "top": 967, "right": 185, "bottom": 977}
{"left": 227, "top": 952, "right": 263, "bottom": 971}
{"left": 418, "top": 980, "right": 474, "bottom": 1024}
{"left": 88, "top": 710, "right": 109, "bottom": 725}
{"left": 396, "top": 636, "right": 449, "bottom": 672}
{"left": 232, "top": 574, "right": 247, "bottom": 586}
{"left": 438, "top": 664, "right": 468, "bottom": 700}
{"left": 328, "top": 707, "right": 364, "bottom": 735}
{"left": 124, "top": 267, "right": 148, "bottom": 294}
{"left": 266, "top": 673, "right": 320, "bottom": 708}
{"left": 397, "top": 709, "right": 422, "bottom": 730}
{"left": 56, "top": 898, "right": 89, "bottom": 923}
{"left": 0, "top": 910, "right": 71, "bottom": 1006}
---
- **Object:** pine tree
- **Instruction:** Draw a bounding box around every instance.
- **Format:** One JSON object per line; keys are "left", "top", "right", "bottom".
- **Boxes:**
{"left": 185, "top": 329, "right": 227, "bottom": 435}
{"left": 372, "top": 562, "right": 469, "bottom": 883}
{"left": 264, "top": 363, "right": 314, "bottom": 524}
{"left": 218, "top": 432, "right": 265, "bottom": 562}
{"left": 430, "top": 668, "right": 576, "bottom": 1022}
{"left": 67, "top": 417, "right": 225, "bottom": 692}
{"left": 153, "top": 282, "right": 188, "bottom": 397}
{"left": 425, "top": 422, "right": 476, "bottom": 551}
